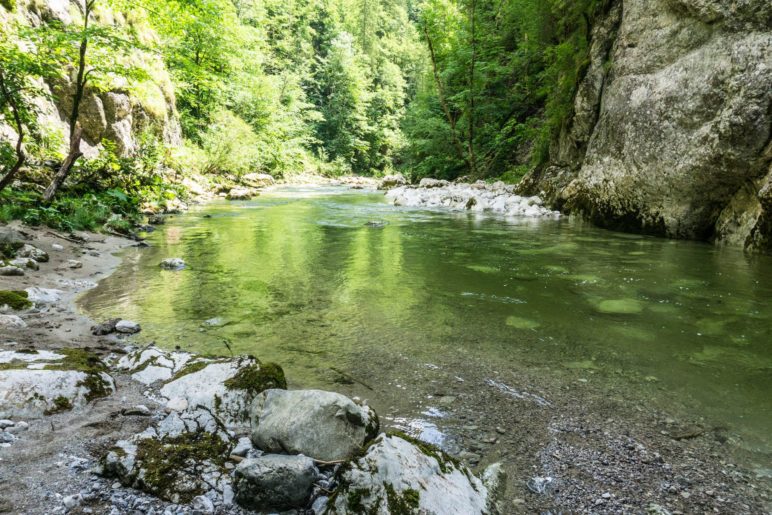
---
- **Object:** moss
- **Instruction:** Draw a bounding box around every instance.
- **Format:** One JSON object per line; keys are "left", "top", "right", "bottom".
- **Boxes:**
{"left": 45, "top": 395, "right": 73, "bottom": 414}
{"left": 0, "top": 290, "right": 32, "bottom": 310}
{"left": 345, "top": 488, "right": 381, "bottom": 515}
{"left": 0, "top": 240, "right": 23, "bottom": 259}
{"left": 166, "top": 360, "right": 208, "bottom": 382}
{"left": 45, "top": 349, "right": 112, "bottom": 403}
{"left": 224, "top": 361, "right": 287, "bottom": 395}
{"left": 134, "top": 431, "right": 231, "bottom": 503}
{"left": 384, "top": 483, "right": 420, "bottom": 515}
{"left": 130, "top": 354, "right": 159, "bottom": 374}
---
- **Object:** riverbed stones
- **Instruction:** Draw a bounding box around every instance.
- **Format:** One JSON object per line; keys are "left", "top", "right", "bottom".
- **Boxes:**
{"left": 233, "top": 454, "right": 318, "bottom": 510}
{"left": 241, "top": 173, "right": 275, "bottom": 188}
{"left": 386, "top": 182, "right": 559, "bottom": 218}
{"left": 328, "top": 433, "right": 500, "bottom": 514}
{"left": 377, "top": 173, "right": 408, "bottom": 190}
{"left": 10, "top": 257, "right": 38, "bottom": 270}
{"left": 159, "top": 257, "right": 185, "bottom": 270}
{"left": 0, "top": 349, "right": 115, "bottom": 418}
{"left": 250, "top": 389, "right": 379, "bottom": 461}
{"left": 101, "top": 408, "right": 235, "bottom": 505}
{"left": 17, "top": 243, "right": 49, "bottom": 263}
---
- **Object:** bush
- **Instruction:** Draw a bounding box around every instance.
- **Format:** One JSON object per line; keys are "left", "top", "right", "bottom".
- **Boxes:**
{"left": 199, "top": 110, "right": 262, "bottom": 177}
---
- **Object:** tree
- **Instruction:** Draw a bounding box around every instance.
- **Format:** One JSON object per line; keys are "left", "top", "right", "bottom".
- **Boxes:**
{"left": 0, "top": 25, "right": 50, "bottom": 193}
{"left": 42, "top": 0, "right": 139, "bottom": 202}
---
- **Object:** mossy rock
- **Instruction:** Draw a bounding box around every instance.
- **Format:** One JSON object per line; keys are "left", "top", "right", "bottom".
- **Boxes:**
{"left": 0, "top": 290, "right": 32, "bottom": 310}
{"left": 133, "top": 431, "right": 231, "bottom": 503}
{"left": 224, "top": 361, "right": 287, "bottom": 394}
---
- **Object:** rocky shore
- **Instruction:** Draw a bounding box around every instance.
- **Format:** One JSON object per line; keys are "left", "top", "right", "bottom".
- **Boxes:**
{"left": 2, "top": 216, "right": 771, "bottom": 514}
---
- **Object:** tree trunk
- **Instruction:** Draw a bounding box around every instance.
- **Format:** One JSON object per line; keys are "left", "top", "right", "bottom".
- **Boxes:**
{"left": 467, "top": 0, "right": 479, "bottom": 176}
{"left": 42, "top": 126, "right": 83, "bottom": 202}
{"left": 423, "top": 25, "right": 472, "bottom": 173}
{"left": 0, "top": 69, "right": 26, "bottom": 193}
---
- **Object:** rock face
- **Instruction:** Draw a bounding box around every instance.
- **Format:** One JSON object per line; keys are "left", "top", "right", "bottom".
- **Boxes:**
{"left": 0, "top": 0, "right": 181, "bottom": 162}
{"left": 519, "top": 0, "right": 772, "bottom": 252}
{"left": 328, "top": 433, "right": 500, "bottom": 514}
{"left": 251, "top": 389, "right": 379, "bottom": 462}
{"left": 233, "top": 454, "right": 318, "bottom": 511}
{"left": 387, "top": 181, "right": 560, "bottom": 218}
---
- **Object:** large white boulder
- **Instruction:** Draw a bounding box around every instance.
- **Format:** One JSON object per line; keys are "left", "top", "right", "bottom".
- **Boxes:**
{"left": 328, "top": 433, "right": 502, "bottom": 514}
{"left": 250, "top": 389, "right": 379, "bottom": 462}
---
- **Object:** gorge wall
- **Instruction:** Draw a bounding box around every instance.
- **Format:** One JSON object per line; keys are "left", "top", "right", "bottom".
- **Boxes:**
{"left": 0, "top": 0, "right": 180, "bottom": 161}
{"left": 519, "top": 0, "right": 772, "bottom": 252}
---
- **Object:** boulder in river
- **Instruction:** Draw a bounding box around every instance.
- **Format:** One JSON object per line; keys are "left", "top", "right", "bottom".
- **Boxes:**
{"left": 115, "top": 320, "right": 142, "bottom": 334}
{"left": 226, "top": 187, "right": 256, "bottom": 200}
{"left": 234, "top": 454, "right": 318, "bottom": 511}
{"left": 0, "top": 349, "right": 115, "bottom": 418}
{"left": 159, "top": 257, "right": 185, "bottom": 270}
{"left": 250, "top": 389, "right": 379, "bottom": 461}
{"left": 377, "top": 173, "right": 408, "bottom": 190}
{"left": 327, "top": 433, "right": 503, "bottom": 514}
{"left": 17, "top": 244, "right": 49, "bottom": 263}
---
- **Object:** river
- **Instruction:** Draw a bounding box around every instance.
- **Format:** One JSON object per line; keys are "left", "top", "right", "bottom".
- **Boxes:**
{"left": 79, "top": 185, "right": 772, "bottom": 475}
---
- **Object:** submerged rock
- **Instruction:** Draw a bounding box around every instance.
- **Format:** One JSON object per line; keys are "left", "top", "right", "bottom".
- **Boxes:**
{"left": 234, "top": 454, "right": 318, "bottom": 511}
{"left": 251, "top": 389, "right": 379, "bottom": 461}
{"left": 159, "top": 257, "right": 186, "bottom": 270}
{"left": 0, "top": 349, "right": 115, "bottom": 418}
{"left": 328, "top": 433, "right": 501, "bottom": 514}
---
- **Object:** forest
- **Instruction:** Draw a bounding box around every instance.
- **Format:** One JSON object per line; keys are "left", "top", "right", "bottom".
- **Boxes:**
{"left": 0, "top": 0, "right": 603, "bottom": 220}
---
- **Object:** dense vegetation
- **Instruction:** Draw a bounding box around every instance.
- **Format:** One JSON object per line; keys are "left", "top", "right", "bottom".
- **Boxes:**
{"left": 0, "top": 0, "right": 608, "bottom": 228}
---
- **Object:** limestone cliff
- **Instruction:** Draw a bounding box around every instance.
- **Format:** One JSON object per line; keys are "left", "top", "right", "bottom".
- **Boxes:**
{"left": 0, "top": 0, "right": 180, "bottom": 161}
{"left": 519, "top": 0, "right": 772, "bottom": 252}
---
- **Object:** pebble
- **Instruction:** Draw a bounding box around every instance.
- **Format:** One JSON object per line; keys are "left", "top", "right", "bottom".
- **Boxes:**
{"left": 0, "top": 420, "right": 14, "bottom": 429}
{"left": 190, "top": 495, "right": 214, "bottom": 513}
{"left": 67, "top": 260, "right": 83, "bottom": 269}
{"left": 62, "top": 494, "right": 81, "bottom": 510}
{"left": 495, "top": 426, "right": 506, "bottom": 434}
{"left": 122, "top": 405, "right": 152, "bottom": 416}
{"left": 52, "top": 244, "right": 64, "bottom": 251}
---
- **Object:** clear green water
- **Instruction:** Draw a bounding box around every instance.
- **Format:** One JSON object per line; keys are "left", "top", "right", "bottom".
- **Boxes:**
{"left": 80, "top": 186, "right": 772, "bottom": 454}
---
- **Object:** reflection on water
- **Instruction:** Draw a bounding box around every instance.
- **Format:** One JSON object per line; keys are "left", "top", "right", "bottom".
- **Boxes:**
{"left": 80, "top": 186, "right": 772, "bottom": 454}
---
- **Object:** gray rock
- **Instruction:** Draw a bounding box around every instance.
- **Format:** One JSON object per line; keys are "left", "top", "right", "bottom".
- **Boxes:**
{"left": 92, "top": 318, "right": 120, "bottom": 335}
{"left": 0, "top": 315, "right": 27, "bottom": 329}
{"left": 231, "top": 437, "right": 253, "bottom": 457}
{"left": 234, "top": 454, "right": 317, "bottom": 511}
{"left": 241, "top": 173, "right": 275, "bottom": 188}
{"left": 190, "top": 495, "right": 214, "bottom": 513}
{"left": 0, "top": 420, "right": 13, "bottom": 429}
{"left": 226, "top": 188, "right": 256, "bottom": 201}
{"left": 419, "top": 178, "right": 450, "bottom": 188}
{"left": 25, "top": 287, "right": 62, "bottom": 305}
{"left": 159, "top": 258, "right": 185, "bottom": 270}
{"left": 377, "top": 173, "right": 408, "bottom": 190}
{"left": 17, "top": 244, "right": 49, "bottom": 263}
{"left": 115, "top": 320, "right": 141, "bottom": 334}
{"left": 328, "top": 433, "right": 499, "bottom": 514}
{"left": 251, "top": 389, "right": 379, "bottom": 462}
{"left": 67, "top": 260, "right": 83, "bottom": 269}
{"left": 10, "top": 257, "right": 39, "bottom": 270}
{"left": 0, "top": 266, "right": 24, "bottom": 276}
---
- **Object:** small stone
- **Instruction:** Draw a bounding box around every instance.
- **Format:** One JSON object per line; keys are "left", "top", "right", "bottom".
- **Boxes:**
{"left": 0, "top": 432, "right": 16, "bottom": 443}
{"left": 0, "top": 266, "right": 25, "bottom": 276}
{"left": 52, "top": 244, "right": 64, "bottom": 251}
{"left": 495, "top": 426, "right": 506, "bottom": 434}
{"left": 63, "top": 494, "right": 81, "bottom": 510}
{"left": 115, "top": 320, "right": 141, "bottom": 334}
{"left": 0, "top": 314, "right": 27, "bottom": 329}
{"left": 67, "top": 260, "right": 83, "bottom": 269}
{"left": 231, "top": 437, "right": 253, "bottom": 457}
{"left": 91, "top": 318, "right": 119, "bottom": 335}
{"left": 7, "top": 421, "right": 28, "bottom": 433}
{"left": 0, "top": 420, "right": 14, "bottom": 429}
{"left": 122, "top": 405, "right": 152, "bottom": 416}
{"left": 190, "top": 495, "right": 214, "bottom": 514}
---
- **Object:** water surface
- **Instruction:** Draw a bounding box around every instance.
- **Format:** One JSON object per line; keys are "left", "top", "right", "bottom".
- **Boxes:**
{"left": 80, "top": 186, "right": 772, "bottom": 456}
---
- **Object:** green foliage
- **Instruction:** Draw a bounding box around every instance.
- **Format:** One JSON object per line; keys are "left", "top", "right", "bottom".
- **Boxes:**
{"left": 0, "top": 290, "right": 32, "bottom": 310}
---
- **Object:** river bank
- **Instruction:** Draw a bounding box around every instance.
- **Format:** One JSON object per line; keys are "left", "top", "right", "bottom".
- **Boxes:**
{"left": 1, "top": 198, "right": 771, "bottom": 513}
